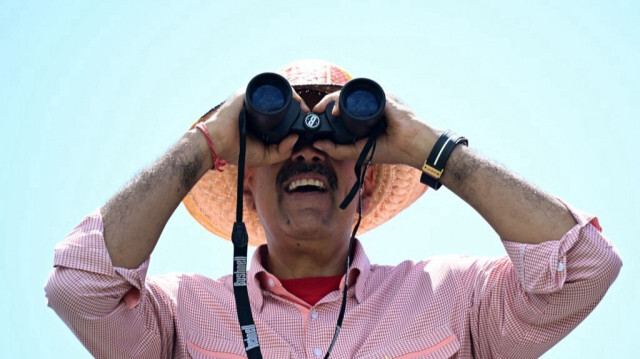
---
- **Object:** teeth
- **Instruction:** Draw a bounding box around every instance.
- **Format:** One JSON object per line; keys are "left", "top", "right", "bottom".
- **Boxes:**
{"left": 287, "top": 178, "right": 325, "bottom": 191}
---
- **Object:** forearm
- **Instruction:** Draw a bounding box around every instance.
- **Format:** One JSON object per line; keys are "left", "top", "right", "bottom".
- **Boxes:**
{"left": 439, "top": 144, "right": 576, "bottom": 244}
{"left": 102, "top": 129, "right": 212, "bottom": 268}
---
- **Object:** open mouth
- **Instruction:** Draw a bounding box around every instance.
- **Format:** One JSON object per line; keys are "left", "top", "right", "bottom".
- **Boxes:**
{"left": 284, "top": 178, "right": 328, "bottom": 194}
{"left": 277, "top": 162, "right": 338, "bottom": 195}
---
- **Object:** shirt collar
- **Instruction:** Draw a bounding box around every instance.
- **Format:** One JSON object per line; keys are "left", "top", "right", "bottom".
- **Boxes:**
{"left": 247, "top": 238, "right": 371, "bottom": 312}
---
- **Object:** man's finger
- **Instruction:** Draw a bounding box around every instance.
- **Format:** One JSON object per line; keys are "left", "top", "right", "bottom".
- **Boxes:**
{"left": 277, "top": 134, "right": 299, "bottom": 156}
{"left": 331, "top": 99, "right": 340, "bottom": 116}
{"left": 312, "top": 92, "right": 340, "bottom": 113}
{"left": 264, "top": 134, "right": 299, "bottom": 164}
{"left": 292, "top": 88, "right": 311, "bottom": 113}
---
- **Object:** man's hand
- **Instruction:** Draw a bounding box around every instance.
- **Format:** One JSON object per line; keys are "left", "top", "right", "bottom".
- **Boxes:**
{"left": 204, "top": 87, "right": 309, "bottom": 167}
{"left": 310, "top": 91, "right": 441, "bottom": 169}
{"left": 102, "top": 86, "right": 309, "bottom": 269}
{"left": 310, "top": 89, "right": 577, "bottom": 245}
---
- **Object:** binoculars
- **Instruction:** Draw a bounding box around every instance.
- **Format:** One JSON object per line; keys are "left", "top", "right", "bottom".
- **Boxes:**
{"left": 242, "top": 72, "right": 386, "bottom": 144}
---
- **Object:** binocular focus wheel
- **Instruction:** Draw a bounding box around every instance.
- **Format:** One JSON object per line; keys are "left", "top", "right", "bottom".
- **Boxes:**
{"left": 304, "top": 114, "right": 321, "bottom": 130}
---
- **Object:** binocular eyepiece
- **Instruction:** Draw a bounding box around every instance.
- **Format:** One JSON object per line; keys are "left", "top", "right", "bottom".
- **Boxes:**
{"left": 243, "top": 72, "right": 386, "bottom": 144}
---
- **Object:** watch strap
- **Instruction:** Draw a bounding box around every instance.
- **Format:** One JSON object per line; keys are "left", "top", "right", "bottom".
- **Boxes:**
{"left": 420, "top": 131, "right": 468, "bottom": 189}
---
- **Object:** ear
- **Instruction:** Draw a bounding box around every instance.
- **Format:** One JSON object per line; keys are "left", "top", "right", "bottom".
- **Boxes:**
{"left": 361, "top": 167, "right": 375, "bottom": 215}
{"left": 243, "top": 167, "right": 256, "bottom": 211}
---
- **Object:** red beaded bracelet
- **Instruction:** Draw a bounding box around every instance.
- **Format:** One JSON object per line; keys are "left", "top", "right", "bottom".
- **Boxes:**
{"left": 195, "top": 122, "right": 227, "bottom": 172}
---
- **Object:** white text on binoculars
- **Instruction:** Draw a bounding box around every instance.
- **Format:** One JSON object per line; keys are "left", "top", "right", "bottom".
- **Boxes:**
{"left": 242, "top": 325, "right": 259, "bottom": 350}
{"left": 304, "top": 114, "right": 320, "bottom": 128}
{"left": 234, "top": 257, "right": 247, "bottom": 286}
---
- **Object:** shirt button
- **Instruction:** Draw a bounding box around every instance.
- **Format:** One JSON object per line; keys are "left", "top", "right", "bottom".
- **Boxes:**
{"left": 311, "top": 310, "right": 319, "bottom": 320}
{"left": 268, "top": 278, "right": 275, "bottom": 287}
{"left": 557, "top": 262, "right": 565, "bottom": 271}
{"left": 313, "top": 348, "right": 323, "bottom": 357}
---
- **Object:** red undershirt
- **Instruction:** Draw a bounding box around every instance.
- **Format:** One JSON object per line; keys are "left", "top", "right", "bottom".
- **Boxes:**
{"left": 279, "top": 275, "right": 343, "bottom": 306}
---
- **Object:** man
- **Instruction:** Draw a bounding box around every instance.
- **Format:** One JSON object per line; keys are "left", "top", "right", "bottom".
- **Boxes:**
{"left": 46, "top": 59, "right": 621, "bottom": 358}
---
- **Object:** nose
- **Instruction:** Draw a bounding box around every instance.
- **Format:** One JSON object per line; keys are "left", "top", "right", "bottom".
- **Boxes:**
{"left": 290, "top": 141, "right": 326, "bottom": 163}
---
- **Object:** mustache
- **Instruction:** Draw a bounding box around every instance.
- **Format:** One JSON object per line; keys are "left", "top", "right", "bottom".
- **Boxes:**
{"left": 276, "top": 162, "right": 339, "bottom": 191}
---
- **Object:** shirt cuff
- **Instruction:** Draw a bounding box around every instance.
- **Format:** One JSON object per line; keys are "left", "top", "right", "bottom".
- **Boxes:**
{"left": 53, "top": 209, "right": 150, "bottom": 296}
{"left": 501, "top": 201, "right": 601, "bottom": 294}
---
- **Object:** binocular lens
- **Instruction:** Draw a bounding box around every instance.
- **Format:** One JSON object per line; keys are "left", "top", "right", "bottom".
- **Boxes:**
{"left": 251, "top": 85, "right": 286, "bottom": 113}
{"left": 344, "top": 90, "right": 379, "bottom": 117}
{"left": 245, "top": 73, "right": 293, "bottom": 133}
{"left": 339, "top": 78, "right": 385, "bottom": 138}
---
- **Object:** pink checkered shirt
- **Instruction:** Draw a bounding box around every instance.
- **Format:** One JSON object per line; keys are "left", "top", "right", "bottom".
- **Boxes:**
{"left": 46, "top": 204, "right": 621, "bottom": 358}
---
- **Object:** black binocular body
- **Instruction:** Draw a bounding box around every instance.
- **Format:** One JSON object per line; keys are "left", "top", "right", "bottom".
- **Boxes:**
{"left": 242, "top": 72, "right": 386, "bottom": 145}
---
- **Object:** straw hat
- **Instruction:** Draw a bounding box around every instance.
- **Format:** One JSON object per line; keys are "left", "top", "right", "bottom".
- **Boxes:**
{"left": 183, "top": 59, "right": 427, "bottom": 246}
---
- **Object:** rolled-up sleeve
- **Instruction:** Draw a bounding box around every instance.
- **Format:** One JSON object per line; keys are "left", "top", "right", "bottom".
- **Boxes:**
{"left": 470, "top": 203, "right": 622, "bottom": 358}
{"left": 45, "top": 211, "right": 177, "bottom": 359}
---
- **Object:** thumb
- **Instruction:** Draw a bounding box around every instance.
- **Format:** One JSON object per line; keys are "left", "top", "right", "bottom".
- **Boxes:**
{"left": 313, "top": 139, "right": 366, "bottom": 161}
{"left": 266, "top": 134, "right": 299, "bottom": 163}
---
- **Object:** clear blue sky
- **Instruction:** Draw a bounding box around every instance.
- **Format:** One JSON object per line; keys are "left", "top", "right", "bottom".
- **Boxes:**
{"left": 1, "top": 1, "right": 638, "bottom": 357}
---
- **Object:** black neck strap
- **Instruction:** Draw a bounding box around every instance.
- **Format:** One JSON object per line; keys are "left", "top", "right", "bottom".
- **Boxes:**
{"left": 339, "top": 124, "right": 384, "bottom": 210}
{"left": 324, "top": 133, "right": 377, "bottom": 359}
{"left": 232, "top": 111, "right": 263, "bottom": 359}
